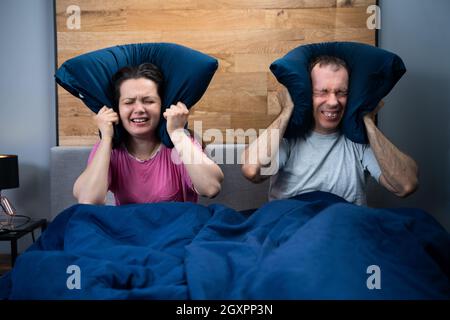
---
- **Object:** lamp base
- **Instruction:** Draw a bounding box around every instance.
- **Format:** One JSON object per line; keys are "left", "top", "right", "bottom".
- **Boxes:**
{"left": 0, "top": 196, "right": 17, "bottom": 230}
{"left": 0, "top": 195, "right": 16, "bottom": 216}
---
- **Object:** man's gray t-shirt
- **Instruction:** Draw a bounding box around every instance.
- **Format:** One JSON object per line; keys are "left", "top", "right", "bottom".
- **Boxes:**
{"left": 269, "top": 131, "right": 382, "bottom": 205}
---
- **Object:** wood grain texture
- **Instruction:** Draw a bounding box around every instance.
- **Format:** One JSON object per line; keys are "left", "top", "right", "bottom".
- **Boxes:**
{"left": 56, "top": 0, "right": 376, "bottom": 146}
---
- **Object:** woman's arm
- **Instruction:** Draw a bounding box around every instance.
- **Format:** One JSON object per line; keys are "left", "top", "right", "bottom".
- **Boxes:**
{"left": 164, "top": 103, "right": 224, "bottom": 198}
{"left": 363, "top": 102, "right": 419, "bottom": 197}
{"left": 73, "top": 107, "right": 118, "bottom": 204}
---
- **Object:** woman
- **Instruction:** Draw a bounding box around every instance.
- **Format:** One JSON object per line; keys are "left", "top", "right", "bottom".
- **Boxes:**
{"left": 73, "top": 63, "right": 224, "bottom": 205}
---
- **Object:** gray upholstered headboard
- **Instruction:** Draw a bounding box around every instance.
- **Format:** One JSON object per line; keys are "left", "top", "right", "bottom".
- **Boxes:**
{"left": 50, "top": 144, "right": 269, "bottom": 220}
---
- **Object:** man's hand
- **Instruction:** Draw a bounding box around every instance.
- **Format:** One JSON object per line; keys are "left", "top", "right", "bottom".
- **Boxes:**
{"left": 94, "top": 106, "right": 119, "bottom": 140}
{"left": 277, "top": 86, "right": 294, "bottom": 113}
{"left": 163, "top": 102, "right": 189, "bottom": 138}
{"left": 363, "top": 101, "right": 385, "bottom": 124}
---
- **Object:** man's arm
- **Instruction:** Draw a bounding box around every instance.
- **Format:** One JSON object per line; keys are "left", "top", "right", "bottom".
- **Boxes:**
{"left": 241, "top": 87, "right": 294, "bottom": 183}
{"left": 363, "top": 102, "right": 419, "bottom": 197}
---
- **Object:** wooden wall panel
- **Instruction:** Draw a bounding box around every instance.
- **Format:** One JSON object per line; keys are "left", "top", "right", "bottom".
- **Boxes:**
{"left": 56, "top": 0, "right": 376, "bottom": 146}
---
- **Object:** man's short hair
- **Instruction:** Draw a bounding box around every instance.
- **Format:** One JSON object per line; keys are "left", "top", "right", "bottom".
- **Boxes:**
{"left": 309, "top": 55, "right": 350, "bottom": 75}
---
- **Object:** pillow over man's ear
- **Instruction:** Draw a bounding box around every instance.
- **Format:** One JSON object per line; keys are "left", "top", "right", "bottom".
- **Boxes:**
{"left": 55, "top": 43, "right": 218, "bottom": 147}
{"left": 270, "top": 41, "right": 406, "bottom": 143}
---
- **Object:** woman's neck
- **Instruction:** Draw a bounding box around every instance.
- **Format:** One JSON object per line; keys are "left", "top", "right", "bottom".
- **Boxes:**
{"left": 126, "top": 136, "right": 161, "bottom": 161}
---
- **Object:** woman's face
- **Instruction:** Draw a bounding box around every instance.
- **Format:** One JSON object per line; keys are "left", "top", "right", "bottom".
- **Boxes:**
{"left": 118, "top": 78, "right": 161, "bottom": 140}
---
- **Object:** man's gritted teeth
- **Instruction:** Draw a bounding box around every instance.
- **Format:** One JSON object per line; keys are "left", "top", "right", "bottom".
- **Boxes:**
{"left": 320, "top": 109, "right": 342, "bottom": 121}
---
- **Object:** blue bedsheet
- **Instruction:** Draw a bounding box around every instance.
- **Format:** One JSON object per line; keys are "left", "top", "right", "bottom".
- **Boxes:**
{"left": 1, "top": 192, "right": 449, "bottom": 299}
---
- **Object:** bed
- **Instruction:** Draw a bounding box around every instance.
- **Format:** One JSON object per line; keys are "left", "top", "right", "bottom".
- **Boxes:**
{"left": 0, "top": 144, "right": 449, "bottom": 299}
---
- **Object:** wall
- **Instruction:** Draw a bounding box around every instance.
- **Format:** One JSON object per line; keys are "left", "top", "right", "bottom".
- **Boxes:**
{"left": 367, "top": 0, "right": 450, "bottom": 231}
{"left": 0, "top": 0, "right": 56, "bottom": 252}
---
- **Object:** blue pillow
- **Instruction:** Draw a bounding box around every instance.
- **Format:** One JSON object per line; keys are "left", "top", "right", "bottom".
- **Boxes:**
{"left": 270, "top": 42, "right": 406, "bottom": 143}
{"left": 55, "top": 43, "right": 218, "bottom": 147}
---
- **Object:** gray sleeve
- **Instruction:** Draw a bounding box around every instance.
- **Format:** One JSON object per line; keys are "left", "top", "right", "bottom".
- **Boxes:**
{"left": 277, "top": 138, "right": 290, "bottom": 171}
{"left": 362, "top": 145, "right": 382, "bottom": 182}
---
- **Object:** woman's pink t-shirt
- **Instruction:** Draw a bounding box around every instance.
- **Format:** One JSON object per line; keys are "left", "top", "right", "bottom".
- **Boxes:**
{"left": 87, "top": 141, "right": 199, "bottom": 205}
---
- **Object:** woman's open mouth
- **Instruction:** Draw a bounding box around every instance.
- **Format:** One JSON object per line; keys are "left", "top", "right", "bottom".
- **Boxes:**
{"left": 130, "top": 117, "right": 149, "bottom": 126}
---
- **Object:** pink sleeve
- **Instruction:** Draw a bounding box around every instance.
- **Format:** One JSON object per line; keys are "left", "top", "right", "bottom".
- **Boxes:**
{"left": 87, "top": 141, "right": 101, "bottom": 164}
{"left": 87, "top": 140, "right": 112, "bottom": 189}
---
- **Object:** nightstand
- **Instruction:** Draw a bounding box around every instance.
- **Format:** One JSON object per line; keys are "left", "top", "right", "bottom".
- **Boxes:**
{"left": 0, "top": 218, "right": 47, "bottom": 267}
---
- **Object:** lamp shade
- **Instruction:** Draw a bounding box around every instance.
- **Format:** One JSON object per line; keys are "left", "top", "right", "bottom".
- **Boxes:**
{"left": 0, "top": 155, "right": 19, "bottom": 190}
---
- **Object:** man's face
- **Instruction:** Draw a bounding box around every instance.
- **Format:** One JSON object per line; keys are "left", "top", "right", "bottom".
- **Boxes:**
{"left": 311, "top": 64, "right": 349, "bottom": 134}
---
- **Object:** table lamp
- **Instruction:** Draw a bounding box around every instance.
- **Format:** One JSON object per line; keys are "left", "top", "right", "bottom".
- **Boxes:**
{"left": 0, "top": 155, "right": 19, "bottom": 219}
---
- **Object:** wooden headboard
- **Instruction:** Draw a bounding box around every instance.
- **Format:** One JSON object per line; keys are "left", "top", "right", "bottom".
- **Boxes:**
{"left": 55, "top": 0, "right": 376, "bottom": 146}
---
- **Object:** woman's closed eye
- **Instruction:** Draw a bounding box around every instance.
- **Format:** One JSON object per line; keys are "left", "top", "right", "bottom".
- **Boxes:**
{"left": 123, "top": 99, "right": 135, "bottom": 105}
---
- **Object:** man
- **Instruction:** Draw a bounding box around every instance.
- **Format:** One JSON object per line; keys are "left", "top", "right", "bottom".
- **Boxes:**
{"left": 241, "top": 56, "right": 418, "bottom": 205}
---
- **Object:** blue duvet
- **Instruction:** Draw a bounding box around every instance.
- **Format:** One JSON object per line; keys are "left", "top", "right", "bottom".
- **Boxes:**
{"left": 1, "top": 192, "right": 449, "bottom": 299}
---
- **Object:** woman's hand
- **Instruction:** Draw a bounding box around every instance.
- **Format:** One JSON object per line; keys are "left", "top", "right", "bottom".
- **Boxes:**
{"left": 94, "top": 106, "right": 119, "bottom": 140}
{"left": 163, "top": 102, "right": 189, "bottom": 137}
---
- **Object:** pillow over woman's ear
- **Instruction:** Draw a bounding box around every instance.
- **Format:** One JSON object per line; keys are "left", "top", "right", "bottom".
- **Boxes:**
{"left": 270, "top": 42, "right": 406, "bottom": 143}
{"left": 55, "top": 43, "right": 218, "bottom": 147}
